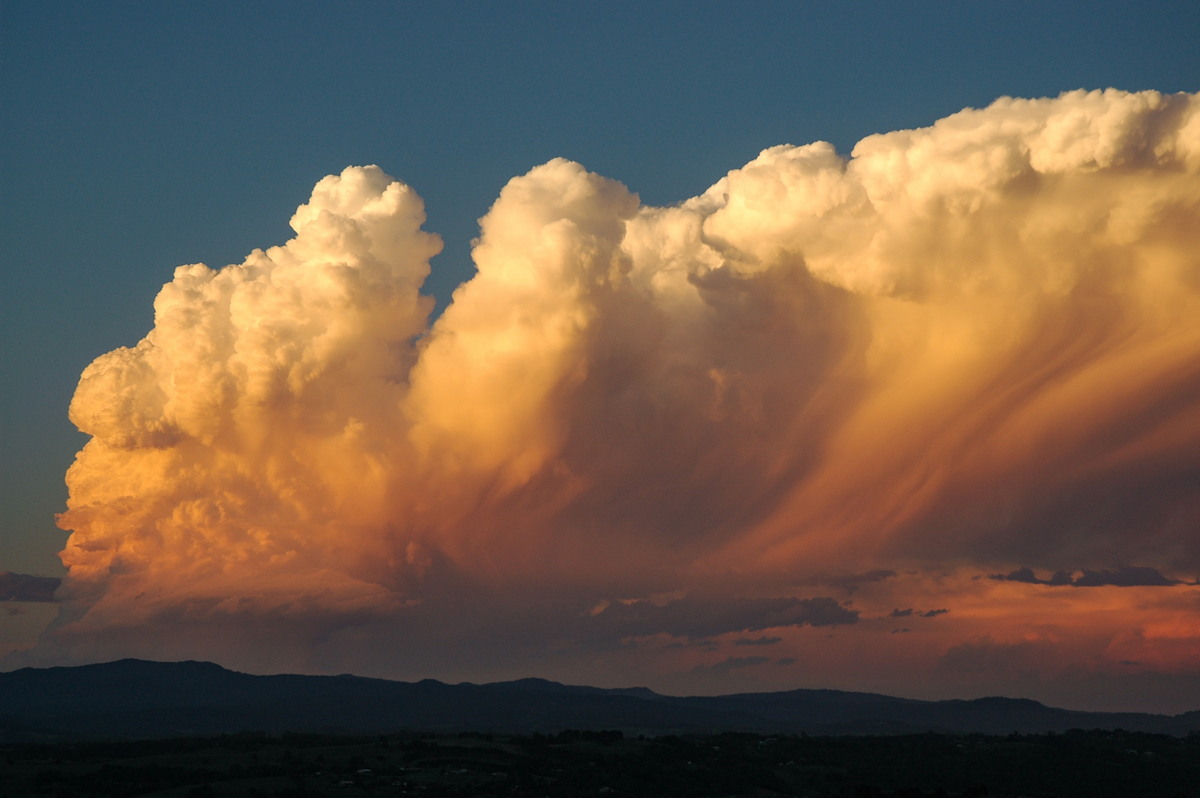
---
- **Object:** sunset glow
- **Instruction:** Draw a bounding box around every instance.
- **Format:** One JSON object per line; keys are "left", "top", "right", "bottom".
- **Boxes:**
{"left": 21, "top": 90, "right": 1200, "bottom": 712}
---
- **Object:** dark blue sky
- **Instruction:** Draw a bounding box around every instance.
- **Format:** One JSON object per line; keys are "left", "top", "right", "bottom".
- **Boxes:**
{"left": 2, "top": 0, "right": 1198, "bottom": 576}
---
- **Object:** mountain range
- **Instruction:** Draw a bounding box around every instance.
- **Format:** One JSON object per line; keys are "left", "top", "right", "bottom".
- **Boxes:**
{"left": 2, "top": 659, "right": 1197, "bottom": 742}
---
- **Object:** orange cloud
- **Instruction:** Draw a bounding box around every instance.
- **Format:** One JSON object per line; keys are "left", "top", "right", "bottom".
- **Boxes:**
{"left": 22, "top": 90, "right": 1200, "bottom": 712}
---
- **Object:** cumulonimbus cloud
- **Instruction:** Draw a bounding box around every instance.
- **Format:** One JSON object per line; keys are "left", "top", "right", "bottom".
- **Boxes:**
{"left": 25, "top": 89, "right": 1200, "bottom": 701}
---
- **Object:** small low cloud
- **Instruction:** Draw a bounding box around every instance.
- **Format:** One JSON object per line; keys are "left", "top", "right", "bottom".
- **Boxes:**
{"left": 691, "top": 655, "right": 771, "bottom": 676}
{"left": 592, "top": 594, "right": 858, "bottom": 640}
{"left": 734, "top": 635, "right": 783, "bottom": 646}
{"left": 0, "top": 572, "right": 60, "bottom": 602}
{"left": 804, "top": 570, "right": 898, "bottom": 594}
{"left": 990, "top": 566, "right": 1180, "bottom": 587}
{"left": 1073, "top": 567, "right": 1178, "bottom": 587}
{"left": 889, "top": 607, "right": 949, "bottom": 618}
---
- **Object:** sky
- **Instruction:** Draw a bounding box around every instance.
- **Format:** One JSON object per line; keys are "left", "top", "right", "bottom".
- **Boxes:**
{"left": 2, "top": 1, "right": 1199, "bottom": 714}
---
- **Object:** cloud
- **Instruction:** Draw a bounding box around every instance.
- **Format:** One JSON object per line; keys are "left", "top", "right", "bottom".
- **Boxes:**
{"left": 0, "top": 573, "right": 60, "bottom": 602}
{"left": 889, "top": 607, "right": 950, "bottom": 618}
{"left": 990, "top": 566, "right": 1182, "bottom": 587}
{"left": 690, "top": 656, "right": 771, "bottom": 676}
{"left": 803, "top": 570, "right": 898, "bottom": 594}
{"left": 1073, "top": 567, "right": 1180, "bottom": 587}
{"left": 989, "top": 567, "right": 1042, "bottom": 584}
{"left": 20, "top": 90, "right": 1200, "bottom": 707}
{"left": 591, "top": 595, "right": 858, "bottom": 640}
{"left": 734, "top": 636, "right": 783, "bottom": 647}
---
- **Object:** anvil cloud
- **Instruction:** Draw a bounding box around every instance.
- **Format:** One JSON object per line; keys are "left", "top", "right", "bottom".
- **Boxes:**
{"left": 29, "top": 90, "right": 1200, "bottom": 711}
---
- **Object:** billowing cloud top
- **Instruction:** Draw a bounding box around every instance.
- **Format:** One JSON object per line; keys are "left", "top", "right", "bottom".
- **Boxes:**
{"left": 27, "top": 90, "right": 1200, "bottom": 709}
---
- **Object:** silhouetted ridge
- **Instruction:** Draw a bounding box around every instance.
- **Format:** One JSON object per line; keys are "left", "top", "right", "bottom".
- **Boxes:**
{"left": 1, "top": 659, "right": 1196, "bottom": 742}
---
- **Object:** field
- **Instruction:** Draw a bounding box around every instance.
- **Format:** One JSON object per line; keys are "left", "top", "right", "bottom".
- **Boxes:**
{"left": 2, "top": 728, "right": 1197, "bottom": 797}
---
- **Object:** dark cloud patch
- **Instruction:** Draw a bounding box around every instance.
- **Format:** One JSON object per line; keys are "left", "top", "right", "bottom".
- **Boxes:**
{"left": 661, "top": 638, "right": 719, "bottom": 651}
{"left": 690, "top": 656, "right": 770, "bottom": 676}
{"left": 989, "top": 565, "right": 1181, "bottom": 587}
{"left": 734, "top": 635, "right": 782, "bottom": 647}
{"left": 592, "top": 594, "right": 857, "bottom": 640}
{"left": 890, "top": 607, "right": 949, "bottom": 618}
{"left": 0, "top": 572, "right": 60, "bottom": 602}
{"left": 991, "top": 567, "right": 1040, "bottom": 584}
{"left": 776, "top": 657, "right": 797, "bottom": 666}
{"left": 1073, "top": 567, "right": 1178, "bottom": 587}
{"left": 804, "top": 570, "right": 897, "bottom": 593}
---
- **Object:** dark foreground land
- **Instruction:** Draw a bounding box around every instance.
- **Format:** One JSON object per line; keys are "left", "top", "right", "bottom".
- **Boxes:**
{"left": 2, "top": 728, "right": 1196, "bottom": 798}
{"left": 6, "top": 661, "right": 1200, "bottom": 740}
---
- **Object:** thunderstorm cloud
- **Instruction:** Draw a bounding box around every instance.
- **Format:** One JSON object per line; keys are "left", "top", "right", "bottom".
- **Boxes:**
{"left": 22, "top": 90, "right": 1200, "bottom": 707}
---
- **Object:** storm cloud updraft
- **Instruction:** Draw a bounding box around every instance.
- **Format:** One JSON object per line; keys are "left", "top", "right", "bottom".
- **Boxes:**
{"left": 33, "top": 90, "right": 1200, "bottom": 710}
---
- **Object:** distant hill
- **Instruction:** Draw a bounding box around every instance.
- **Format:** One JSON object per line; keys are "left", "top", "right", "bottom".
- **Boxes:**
{"left": 1, "top": 659, "right": 1197, "bottom": 742}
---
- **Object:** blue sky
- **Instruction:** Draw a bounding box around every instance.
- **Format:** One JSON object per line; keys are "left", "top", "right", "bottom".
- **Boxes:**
{"left": 1, "top": 1, "right": 1197, "bottom": 608}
